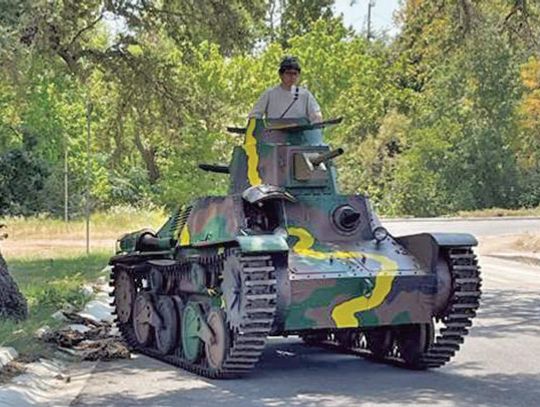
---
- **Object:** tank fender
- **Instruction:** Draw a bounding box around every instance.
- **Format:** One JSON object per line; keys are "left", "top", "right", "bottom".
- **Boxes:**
{"left": 137, "top": 231, "right": 175, "bottom": 252}
{"left": 396, "top": 232, "right": 477, "bottom": 315}
{"left": 395, "top": 232, "right": 477, "bottom": 271}
{"left": 236, "top": 235, "right": 289, "bottom": 253}
{"left": 428, "top": 233, "right": 478, "bottom": 248}
{"left": 117, "top": 228, "right": 175, "bottom": 254}
{"left": 117, "top": 228, "right": 154, "bottom": 253}
{"left": 242, "top": 184, "right": 296, "bottom": 204}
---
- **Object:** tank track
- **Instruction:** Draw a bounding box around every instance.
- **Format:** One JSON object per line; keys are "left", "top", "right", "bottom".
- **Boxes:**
{"left": 413, "top": 246, "right": 482, "bottom": 368}
{"left": 110, "top": 250, "right": 277, "bottom": 379}
{"left": 308, "top": 246, "right": 482, "bottom": 369}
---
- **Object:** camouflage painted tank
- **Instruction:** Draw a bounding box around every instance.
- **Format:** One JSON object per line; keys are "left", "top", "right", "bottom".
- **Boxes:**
{"left": 110, "top": 118, "right": 481, "bottom": 378}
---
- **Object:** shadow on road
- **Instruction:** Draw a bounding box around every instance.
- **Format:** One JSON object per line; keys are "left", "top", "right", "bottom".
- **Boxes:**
{"left": 471, "top": 288, "right": 540, "bottom": 338}
{"left": 73, "top": 338, "right": 540, "bottom": 407}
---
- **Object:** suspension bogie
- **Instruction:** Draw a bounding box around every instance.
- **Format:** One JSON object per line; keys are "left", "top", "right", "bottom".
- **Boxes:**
{"left": 111, "top": 247, "right": 278, "bottom": 378}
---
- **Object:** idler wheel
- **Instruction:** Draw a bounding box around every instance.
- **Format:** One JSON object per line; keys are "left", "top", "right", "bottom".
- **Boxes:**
{"left": 396, "top": 322, "right": 434, "bottom": 367}
{"left": 133, "top": 292, "right": 154, "bottom": 345}
{"left": 155, "top": 296, "right": 179, "bottom": 355}
{"left": 365, "top": 328, "right": 393, "bottom": 359}
{"left": 205, "top": 309, "right": 229, "bottom": 370}
{"left": 182, "top": 302, "right": 203, "bottom": 363}
{"left": 115, "top": 270, "right": 136, "bottom": 324}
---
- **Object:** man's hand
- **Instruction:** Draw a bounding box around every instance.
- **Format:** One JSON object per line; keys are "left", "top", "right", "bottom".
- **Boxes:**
{"left": 309, "top": 111, "right": 323, "bottom": 123}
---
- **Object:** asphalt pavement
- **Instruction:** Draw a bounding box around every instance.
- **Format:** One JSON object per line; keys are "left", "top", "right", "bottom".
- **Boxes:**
{"left": 70, "top": 218, "right": 540, "bottom": 407}
{"left": 383, "top": 216, "right": 540, "bottom": 237}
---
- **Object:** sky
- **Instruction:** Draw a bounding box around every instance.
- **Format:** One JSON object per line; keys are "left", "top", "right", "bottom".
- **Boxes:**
{"left": 333, "top": 0, "right": 402, "bottom": 37}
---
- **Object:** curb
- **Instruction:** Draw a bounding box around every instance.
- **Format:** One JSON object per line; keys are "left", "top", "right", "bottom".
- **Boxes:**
{"left": 0, "top": 266, "right": 114, "bottom": 406}
{"left": 0, "top": 359, "right": 97, "bottom": 407}
{"left": 0, "top": 348, "right": 17, "bottom": 369}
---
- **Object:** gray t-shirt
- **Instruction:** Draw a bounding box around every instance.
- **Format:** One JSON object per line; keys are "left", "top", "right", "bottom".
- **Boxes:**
{"left": 249, "top": 85, "right": 321, "bottom": 121}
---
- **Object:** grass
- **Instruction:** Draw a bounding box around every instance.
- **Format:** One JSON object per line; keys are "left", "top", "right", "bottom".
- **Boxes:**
{"left": 2, "top": 206, "right": 167, "bottom": 240}
{"left": 0, "top": 250, "right": 112, "bottom": 359}
{"left": 453, "top": 206, "right": 540, "bottom": 218}
{"left": 0, "top": 207, "right": 169, "bottom": 361}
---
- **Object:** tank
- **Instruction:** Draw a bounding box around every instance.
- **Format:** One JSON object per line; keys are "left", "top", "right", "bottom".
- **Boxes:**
{"left": 109, "top": 118, "right": 481, "bottom": 378}
{"left": 0, "top": 224, "right": 28, "bottom": 321}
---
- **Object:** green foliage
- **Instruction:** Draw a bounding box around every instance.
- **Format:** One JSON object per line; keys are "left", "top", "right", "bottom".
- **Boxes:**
{"left": 0, "top": 136, "right": 50, "bottom": 215}
{"left": 384, "top": 6, "right": 526, "bottom": 216}
{"left": 0, "top": 251, "right": 111, "bottom": 358}
{"left": 1, "top": 0, "right": 540, "bottom": 217}
{"left": 272, "top": 0, "right": 335, "bottom": 46}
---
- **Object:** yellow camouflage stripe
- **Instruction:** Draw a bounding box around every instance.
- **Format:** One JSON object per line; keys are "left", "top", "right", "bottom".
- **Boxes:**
{"left": 243, "top": 118, "right": 262, "bottom": 186}
{"left": 179, "top": 224, "right": 190, "bottom": 246}
{"left": 287, "top": 227, "right": 397, "bottom": 328}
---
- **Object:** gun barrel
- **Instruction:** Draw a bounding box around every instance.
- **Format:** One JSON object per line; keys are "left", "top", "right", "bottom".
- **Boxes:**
{"left": 310, "top": 148, "right": 344, "bottom": 166}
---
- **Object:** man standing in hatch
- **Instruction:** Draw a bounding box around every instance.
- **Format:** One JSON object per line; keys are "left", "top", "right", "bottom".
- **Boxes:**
{"left": 249, "top": 56, "right": 323, "bottom": 123}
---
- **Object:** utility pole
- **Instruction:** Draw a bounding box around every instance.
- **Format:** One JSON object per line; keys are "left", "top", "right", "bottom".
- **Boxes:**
{"left": 367, "top": 0, "right": 375, "bottom": 41}
{"left": 64, "top": 145, "right": 68, "bottom": 222}
{"left": 85, "top": 101, "right": 93, "bottom": 255}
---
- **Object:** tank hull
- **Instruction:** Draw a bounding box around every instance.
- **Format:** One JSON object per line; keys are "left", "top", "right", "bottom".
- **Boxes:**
{"left": 110, "top": 118, "right": 482, "bottom": 378}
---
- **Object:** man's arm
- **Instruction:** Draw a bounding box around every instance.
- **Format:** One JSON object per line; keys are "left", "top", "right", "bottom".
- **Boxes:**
{"left": 306, "top": 90, "right": 322, "bottom": 123}
{"left": 248, "top": 89, "right": 270, "bottom": 118}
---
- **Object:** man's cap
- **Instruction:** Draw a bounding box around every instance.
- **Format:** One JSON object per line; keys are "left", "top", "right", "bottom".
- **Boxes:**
{"left": 279, "top": 56, "right": 301, "bottom": 73}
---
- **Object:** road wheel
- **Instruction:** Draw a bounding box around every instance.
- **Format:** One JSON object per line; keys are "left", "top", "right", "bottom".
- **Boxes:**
{"left": 205, "top": 309, "right": 229, "bottom": 370}
{"left": 396, "top": 322, "right": 434, "bottom": 367}
{"left": 115, "top": 270, "right": 136, "bottom": 324}
{"left": 365, "top": 328, "right": 393, "bottom": 360}
{"left": 155, "top": 296, "right": 179, "bottom": 355}
{"left": 182, "top": 302, "right": 203, "bottom": 363}
{"left": 133, "top": 292, "right": 154, "bottom": 346}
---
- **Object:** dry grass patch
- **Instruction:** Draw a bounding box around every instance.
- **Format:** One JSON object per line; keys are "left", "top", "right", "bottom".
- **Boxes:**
{"left": 2, "top": 207, "right": 166, "bottom": 241}
{"left": 479, "top": 233, "right": 540, "bottom": 256}
{"left": 513, "top": 233, "right": 540, "bottom": 253}
{"left": 455, "top": 206, "right": 540, "bottom": 218}
{"left": 1, "top": 207, "right": 167, "bottom": 259}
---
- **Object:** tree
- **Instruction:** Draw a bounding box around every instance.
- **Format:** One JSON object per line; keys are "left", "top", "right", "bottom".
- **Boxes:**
{"left": 271, "top": 0, "right": 335, "bottom": 46}
{"left": 0, "top": 132, "right": 50, "bottom": 216}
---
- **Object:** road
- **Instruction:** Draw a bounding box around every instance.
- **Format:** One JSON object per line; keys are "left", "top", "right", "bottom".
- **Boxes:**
{"left": 383, "top": 216, "right": 540, "bottom": 237}
{"left": 71, "top": 219, "right": 540, "bottom": 407}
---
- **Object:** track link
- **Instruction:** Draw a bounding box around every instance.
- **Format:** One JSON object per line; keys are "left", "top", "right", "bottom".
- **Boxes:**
{"left": 413, "top": 247, "right": 481, "bottom": 369}
{"left": 111, "top": 251, "right": 277, "bottom": 379}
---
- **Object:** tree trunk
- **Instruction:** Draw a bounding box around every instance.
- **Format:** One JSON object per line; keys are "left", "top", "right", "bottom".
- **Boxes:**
{"left": 0, "top": 253, "right": 28, "bottom": 321}
{"left": 133, "top": 131, "right": 160, "bottom": 184}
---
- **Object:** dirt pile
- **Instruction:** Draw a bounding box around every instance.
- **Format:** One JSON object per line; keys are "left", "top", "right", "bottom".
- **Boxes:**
{"left": 41, "top": 311, "right": 130, "bottom": 361}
